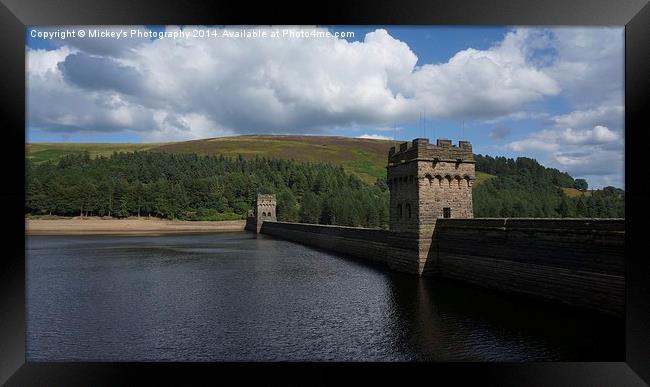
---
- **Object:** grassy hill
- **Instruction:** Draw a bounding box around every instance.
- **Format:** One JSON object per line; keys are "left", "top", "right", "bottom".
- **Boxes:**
{"left": 28, "top": 136, "right": 395, "bottom": 184}
{"left": 27, "top": 135, "right": 495, "bottom": 185}
{"left": 153, "top": 135, "right": 392, "bottom": 184}
{"left": 561, "top": 187, "right": 592, "bottom": 198}
{"left": 27, "top": 143, "right": 156, "bottom": 164}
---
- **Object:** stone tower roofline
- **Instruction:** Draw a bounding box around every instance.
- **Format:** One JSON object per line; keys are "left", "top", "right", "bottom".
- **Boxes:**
{"left": 388, "top": 138, "right": 474, "bottom": 166}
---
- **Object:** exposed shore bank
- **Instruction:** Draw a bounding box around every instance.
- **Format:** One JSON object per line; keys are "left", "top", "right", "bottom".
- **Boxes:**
{"left": 26, "top": 217, "right": 246, "bottom": 235}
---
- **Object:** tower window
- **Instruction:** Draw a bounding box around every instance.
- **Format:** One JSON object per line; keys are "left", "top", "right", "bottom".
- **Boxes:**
{"left": 406, "top": 203, "right": 411, "bottom": 218}
{"left": 443, "top": 207, "right": 451, "bottom": 218}
{"left": 398, "top": 204, "right": 403, "bottom": 218}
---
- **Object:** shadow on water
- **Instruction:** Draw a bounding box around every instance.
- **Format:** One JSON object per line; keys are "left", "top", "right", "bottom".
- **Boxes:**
{"left": 385, "top": 273, "right": 624, "bottom": 361}
{"left": 253, "top": 233, "right": 394, "bottom": 275}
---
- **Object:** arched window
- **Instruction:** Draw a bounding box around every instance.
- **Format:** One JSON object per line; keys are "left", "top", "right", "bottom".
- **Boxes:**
{"left": 406, "top": 203, "right": 411, "bottom": 218}
{"left": 398, "top": 204, "right": 403, "bottom": 218}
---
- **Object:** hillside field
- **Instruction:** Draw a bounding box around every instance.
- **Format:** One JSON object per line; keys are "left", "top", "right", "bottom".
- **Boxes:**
{"left": 561, "top": 187, "right": 592, "bottom": 198}
{"left": 27, "top": 135, "right": 494, "bottom": 185}
{"left": 27, "top": 143, "right": 157, "bottom": 163}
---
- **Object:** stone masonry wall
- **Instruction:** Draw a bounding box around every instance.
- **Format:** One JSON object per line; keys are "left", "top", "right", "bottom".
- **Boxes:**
{"left": 387, "top": 138, "right": 475, "bottom": 274}
{"left": 260, "top": 222, "right": 390, "bottom": 266}
{"left": 257, "top": 218, "right": 625, "bottom": 316}
{"left": 431, "top": 218, "right": 625, "bottom": 316}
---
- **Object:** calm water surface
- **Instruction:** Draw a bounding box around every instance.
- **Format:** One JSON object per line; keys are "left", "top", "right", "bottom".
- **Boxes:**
{"left": 26, "top": 232, "right": 623, "bottom": 361}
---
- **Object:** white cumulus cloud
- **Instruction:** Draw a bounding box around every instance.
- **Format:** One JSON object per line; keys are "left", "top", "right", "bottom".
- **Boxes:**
{"left": 506, "top": 125, "right": 619, "bottom": 152}
{"left": 357, "top": 134, "right": 392, "bottom": 140}
{"left": 27, "top": 26, "right": 565, "bottom": 139}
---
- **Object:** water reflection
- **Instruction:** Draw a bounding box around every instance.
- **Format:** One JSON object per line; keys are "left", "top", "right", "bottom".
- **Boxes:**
{"left": 26, "top": 233, "right": 623, "bottom": 361}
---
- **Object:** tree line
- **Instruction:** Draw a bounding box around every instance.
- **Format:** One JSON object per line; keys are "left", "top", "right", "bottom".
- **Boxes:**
{"left": 26, "top": 150, "right": 624, "bottom": 227}
{"left": 26, "top": 151, "right": 390, "bottom": 228}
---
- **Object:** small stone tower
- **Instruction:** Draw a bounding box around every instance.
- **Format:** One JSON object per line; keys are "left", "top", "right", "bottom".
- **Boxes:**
{"left": 386, "top": 138, "right": 475, "bottom": 275}
{"left": 246, "top": 194, "right": 277, "bottom": 233}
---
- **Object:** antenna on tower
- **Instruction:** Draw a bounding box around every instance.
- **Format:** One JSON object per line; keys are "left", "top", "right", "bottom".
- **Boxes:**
{"left": 394, "top": 121, "right": 397, "bottom": 144}
{"left": 423, "top": 110, "right": 426, "bottom": 139}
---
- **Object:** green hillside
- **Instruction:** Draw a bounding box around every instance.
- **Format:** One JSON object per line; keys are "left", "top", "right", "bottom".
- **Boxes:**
{"left": 475, "top": 171, "right": 496, "bottom": 186}
{"left": 26, "top": 135, "right": 624, "bottom": 222}
{"left": 27, "top": 143, "right": 157, "bottom": 164}
{"left": 27, "top": 136, "right": 498, "bottom": 186}
{"left": 27, "top": 136, "right": 393, "bottom": 184}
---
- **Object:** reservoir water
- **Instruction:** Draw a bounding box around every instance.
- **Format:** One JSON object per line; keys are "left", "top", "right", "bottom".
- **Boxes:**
{"left": 26, "top": 232, "right": 623, "bottom": 361}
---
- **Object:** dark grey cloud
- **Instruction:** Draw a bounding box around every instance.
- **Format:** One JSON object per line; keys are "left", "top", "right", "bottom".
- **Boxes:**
{"left": 58, "top": 52, "right": 143, "bottom": 95}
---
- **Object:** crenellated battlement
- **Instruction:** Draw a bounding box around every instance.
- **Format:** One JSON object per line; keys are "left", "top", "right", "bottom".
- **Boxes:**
{"left": 388, "top": 138, "right": 474, "bottom": 166}
{"left": 256, "top": 194, "right": 277, "bottom": 202}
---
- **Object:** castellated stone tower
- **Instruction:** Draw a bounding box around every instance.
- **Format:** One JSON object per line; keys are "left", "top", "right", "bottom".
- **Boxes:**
{"left": 246, "top": 194, "right": 277, "bottom": 233}
{"left": 386, "top": 138, "right": 475, "bottom": 275}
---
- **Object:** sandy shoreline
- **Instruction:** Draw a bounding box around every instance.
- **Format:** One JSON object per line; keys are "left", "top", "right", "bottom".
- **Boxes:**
{"left": 26, "top": 218, "right": 246, "bottom": 235}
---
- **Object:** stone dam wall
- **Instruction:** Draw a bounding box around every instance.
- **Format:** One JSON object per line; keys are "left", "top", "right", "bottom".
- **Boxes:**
{"left": 432, "top": 218, "right": 625, "bottom": 316}
{"left": 258, "top": 219, "right": 625, "bottom": 316}
{"left": 259, "top": 222, "right": 390, "bottom": 266}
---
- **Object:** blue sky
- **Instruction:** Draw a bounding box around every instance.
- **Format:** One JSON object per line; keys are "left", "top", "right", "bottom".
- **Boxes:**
{"left": 26, "top": 26, "right": 624, "bottom": 188}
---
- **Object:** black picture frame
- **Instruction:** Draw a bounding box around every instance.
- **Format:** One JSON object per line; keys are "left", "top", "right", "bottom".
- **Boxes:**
{"left": 2, "top": 0, "right": 649, "bottom": 385}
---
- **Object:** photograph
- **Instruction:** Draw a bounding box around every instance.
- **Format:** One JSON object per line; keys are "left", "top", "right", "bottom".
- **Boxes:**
{"left": 23, "top": 25, "right": 628, "bottom": 363}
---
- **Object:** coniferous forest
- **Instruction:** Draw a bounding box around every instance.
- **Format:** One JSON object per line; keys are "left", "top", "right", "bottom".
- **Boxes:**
{"left": 472, "top": 155, "right": 624, "bottom": 218}
{"left": 26, "top": 152, "right": 390, "bottom": 227}
{"left": 26, "top": 151, "right": 624, "bottom": 228}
